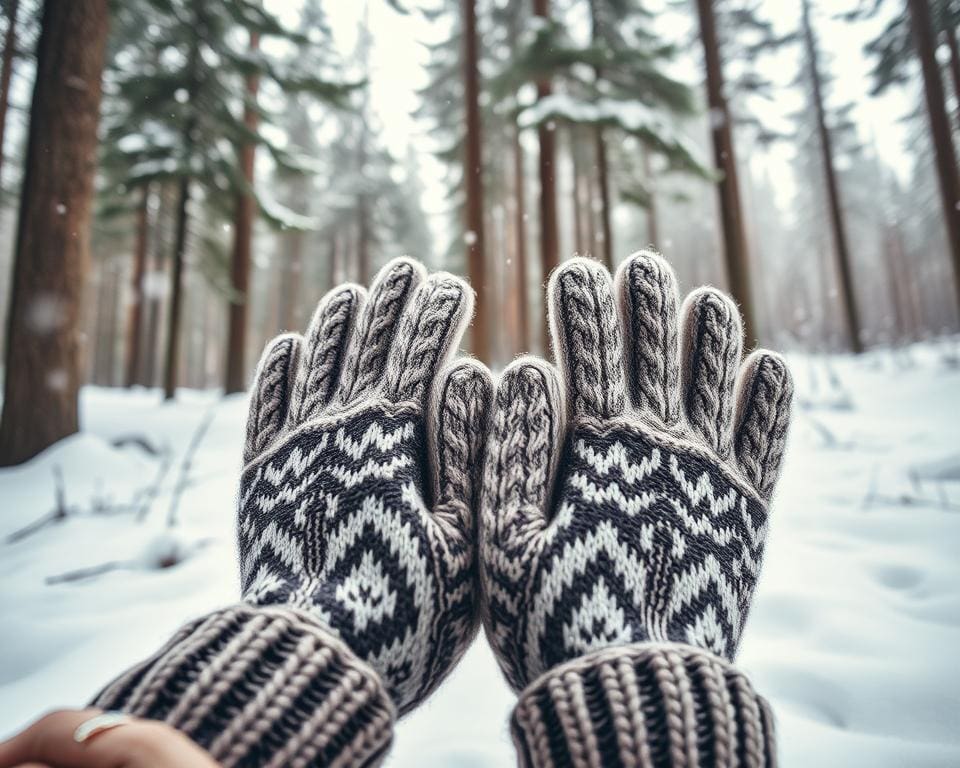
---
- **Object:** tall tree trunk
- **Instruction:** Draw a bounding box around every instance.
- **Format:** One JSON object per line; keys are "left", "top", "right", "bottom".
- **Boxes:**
{"left": 533, "top": 0, "right": 558, "bottom": 353}
{"left": 224, "top": 29, "right": 261, "bottom": 394}
{"left": 587, "top": 0, "right": 613, "bottom": 269}
{"left": 585, "top": 155, "right": 597, "bottom": 257}
{"left": 642, "top": 147, "right": 659, "bottom": 247}
{"left": 143, "top": 185, "right": 169, "bottom": 388}
{"left": 125, "top": 185, "right": 150, "bottom": 387}
{"left": 162, "top": 17, "right": 202, "bottom": 401}
{"left": 801, "top": 0, "right": 862, "bottom": 353}
{"left": 941, "top": 8, "right": 960, "bottom": 127}
{"left": 513, "top": 126, "right": 530, "bottom": 353}
{"left": 462, "top": 0, "right": 489, "bottom": 362}
{"left": 571, "top": 127, "right": 584, "bottom": 254}
{"left": 694, "top": 0, "right": 757, "bottom": 347}
{"left": 102, "top": 262, "right": 121, "bottom": 385}
{"left": 279, "top": 229, "right": 303, "bottom": 331}
{"left": 909, "top": 0, "right": 960, "bottom": 317}
{"left": 593, "top": 126, "right": 613, "bottom": 270}
{"left": 0, "top": 0, "right": 109, "bottom": 466}
{"left": 0, "top": 0, "right": 19, "bottom": 192}
{"left": 328, "top": 232, "right": 339, "bottom": 288}
{"left": 163, "top": 174, "right": 191, "bottom": 401}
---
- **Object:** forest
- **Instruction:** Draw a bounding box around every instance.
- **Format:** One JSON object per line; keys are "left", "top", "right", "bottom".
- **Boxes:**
{"left": 0, "top": 0, "right": 957, "bottom": 467}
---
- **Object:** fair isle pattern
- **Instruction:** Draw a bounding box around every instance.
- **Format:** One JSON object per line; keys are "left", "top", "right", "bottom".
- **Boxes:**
{"left": 239, "top": 404, "right": 473, "bottom": 715}
{"left": 486, "top": 424, "right": 766, "bottom": 689}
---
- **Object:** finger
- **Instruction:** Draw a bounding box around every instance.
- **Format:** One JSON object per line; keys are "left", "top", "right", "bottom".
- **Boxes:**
{"left": 734, "top": 350, "right": 794, "bottom": 499}
{"left": 336, "top": 257, "right": 426, "bottom": 405}
{"left": 0, "top": 709, "right": 218, "bottom": 768}
{"left": 427, "top": 359, "right": 493, "bottom": 540}
{"left": 244, "top": 333, "right": 302, "bottom": 465}
{"left": 481, "top": 358, "right": 564, "bottom": 548}
{"left": 679, "top": 287, "right": 743, "bottom": 458}
{"left": 385, "top": 273, "right": 473, "bottom": 406}
{"left": 287, "top": 284, "right": 365, "bottom": 425}
{"left": 615, "top": 250, "right": 681, "bottom": 425}
{"left": 548, "top": 257, "right": 626, "bottom": 422}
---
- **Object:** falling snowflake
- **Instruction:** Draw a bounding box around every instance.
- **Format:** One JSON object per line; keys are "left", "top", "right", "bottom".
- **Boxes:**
{"left": 46, "top": 369, "right": 68, "bottom": 392}
{"left": 26, "top": 294, "right": 67, "bottom": 334}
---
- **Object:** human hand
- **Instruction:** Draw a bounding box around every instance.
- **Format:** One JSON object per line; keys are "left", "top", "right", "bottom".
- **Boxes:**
{"left": 0, "top": 708, "right": 219, "bottom": 768}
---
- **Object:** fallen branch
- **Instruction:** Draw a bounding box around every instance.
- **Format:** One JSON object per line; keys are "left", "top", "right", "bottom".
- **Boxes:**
{"left": 5, "top": 465, "right": 72, "bottom": 544}
{"left": 167, "top": 407, "right": 217, "bottom": 528}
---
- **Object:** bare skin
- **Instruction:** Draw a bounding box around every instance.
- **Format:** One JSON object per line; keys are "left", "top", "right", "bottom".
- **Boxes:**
{"left": 0, "top": 709, "right": 218, "bottom": 768}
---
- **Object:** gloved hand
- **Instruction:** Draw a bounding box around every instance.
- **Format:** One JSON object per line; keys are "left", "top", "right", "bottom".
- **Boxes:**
{"left": 240, "top": 257, "right": 492, "bottom": 715}
{"left": 480, "top": 252, "right": 793, "bottom": 691}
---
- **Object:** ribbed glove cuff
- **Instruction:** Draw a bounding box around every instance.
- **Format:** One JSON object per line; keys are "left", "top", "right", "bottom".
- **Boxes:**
{"left": 93, "top": 603, "right": 395, "bottom": 768}
{"left": 510, "top": 643, "right": 776, "bottom": 768}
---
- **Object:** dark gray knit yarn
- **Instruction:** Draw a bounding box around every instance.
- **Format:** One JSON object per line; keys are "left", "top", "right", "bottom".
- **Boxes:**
{"left": 95, "top": 258, "right": 493, "bottom": 767}
{"left": 481, "top": 252, "right": 792, "bottom": 767}
{"left": 239, "top": 257, "right": 492, "bottom": 715}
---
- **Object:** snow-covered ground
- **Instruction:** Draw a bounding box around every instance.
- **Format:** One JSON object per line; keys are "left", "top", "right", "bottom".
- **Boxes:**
{"left": 1, "top": 344, "right": 959, "bottom": 766}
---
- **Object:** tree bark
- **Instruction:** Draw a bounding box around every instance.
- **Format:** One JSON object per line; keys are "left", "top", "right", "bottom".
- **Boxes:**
{"left": 163, "top": 174, "right": 190, "bottom": 401}
{"left": 908, "top": 0, "right": 960, "bottom": 318}
{"left": 694, "top": 0, "right": 757, "bottom": 347}
{"left": 533, "top": 0, "right": 558, "bottom": 353}
{"left": 801, "top": 0, "right": 862, "bottom": 353}
{"left": 0, "top": 0, "right": 19, "bottom": 192}
{"left": 224, "top": 29, "right": 261, "bottom": 395}
{"left": 571, "top": 127, "right": 584, "bottom": 254}
{"left": 143, "top": 184, "right": 170, "bottom": 388}
{"left": 940, "top": 7, "right": 960, "bottom": 127}
{"left": 593, "top": 126, "right": 614, "bottom": 270}
{"left": 0, "top": 0, "right": 109, "bottom": 466}
{"left": 461, "top": 0, "right": 489, "bottom": 362}
{"left": 513, "top": 126, "right": 530, "bottom": 353}
{"left": 642, "top": 146, "right": 659, "bottom": 247}
{"left": 162, "top": 15, "right": 203, "bottom": 401}
{"left": 125, "top": 185, "right": 150, "bottom": 387}
{"left": 279, "top": 229, "right": 303, "bottom": 331}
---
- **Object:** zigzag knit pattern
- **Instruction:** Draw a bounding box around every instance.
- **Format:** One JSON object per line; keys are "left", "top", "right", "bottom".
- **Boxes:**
{"left": 239, "top": 404, "right": 473, "bottom": 715}
{"left": 485, "top": 421, "right": 767, "bottom": 688}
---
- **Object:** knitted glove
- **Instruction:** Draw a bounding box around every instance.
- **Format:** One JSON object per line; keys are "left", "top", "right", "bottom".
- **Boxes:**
{"left": 480, "top": 253, "right": 792, "bottom": 767}
{"left": 239, "top": 257, "right": 491, "bottom": 715}
{"left": 95, "top": 258, "right": 492, "bottom": 767}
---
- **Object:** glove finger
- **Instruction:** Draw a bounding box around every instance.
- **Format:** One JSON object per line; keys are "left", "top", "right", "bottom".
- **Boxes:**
{"left": 733, "top": 350, "right": 794, "bottom": 499}
{"left": 244, "top": 333, "right": 302, "bottom": 465}
{"left": 615, "top": 250, "right": 681, "bottom": 425}
{"left": 287, "top": 284, "right": 366, "bottom": 426}
{"left": 335, "top": 257, "right": 426, "bottom": 405}
{"left": 680, "top": 287, "right": 743, "bottom": 458}
{"left": 385, "top": 272, "right": 473, "bottom": 407}
{"left": 427, "top": 359, "right": 493, "bottom": 541}
{"left": 548, "top": 257, "right": 626, "bottom": 422}
{"left": 481, "top": 357, "right": 564, "bottom": 550}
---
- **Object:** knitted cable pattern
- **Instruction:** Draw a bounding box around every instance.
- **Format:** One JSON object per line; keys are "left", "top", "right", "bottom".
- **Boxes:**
{"left": 93, "top": 604, "right": 395, "bottom": 768}
{"left": 618, "top": 253, "right": 680, "bottom": 426}
{"left": 239, "top": 258, "right": 490, "bottom": 716}
{"left": 480, "top": 253, "right": 791, "bottom": 767}
{"left": 289, "top": 285, "right": 364, "bottom": 425}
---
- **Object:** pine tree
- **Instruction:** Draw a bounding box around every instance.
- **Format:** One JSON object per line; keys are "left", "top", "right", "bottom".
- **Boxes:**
{"left": 0, "top": 0, "right": 110, "bottom": 466}
{"left": 800, "top": 0, "right": 862, "bottom": 352}
{"left": 854, "top": 0, "right": 960, "bottom": 320}
{"left": 102, "top": 0, "right": 354, "bottom": 400}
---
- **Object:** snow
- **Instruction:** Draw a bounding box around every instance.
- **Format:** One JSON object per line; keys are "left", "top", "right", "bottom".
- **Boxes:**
{"left": 1, "top": 345, "right": 959, "bottom": 766}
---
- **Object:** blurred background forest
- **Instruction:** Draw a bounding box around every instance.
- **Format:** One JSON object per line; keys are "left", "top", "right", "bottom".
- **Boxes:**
{"left": 0, "top": 0, "right": 958, "bottom": 466}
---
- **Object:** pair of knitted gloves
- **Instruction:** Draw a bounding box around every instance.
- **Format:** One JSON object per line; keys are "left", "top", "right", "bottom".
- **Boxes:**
{"left": 95, "top": 253, "right": 793, "bottom": 767}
